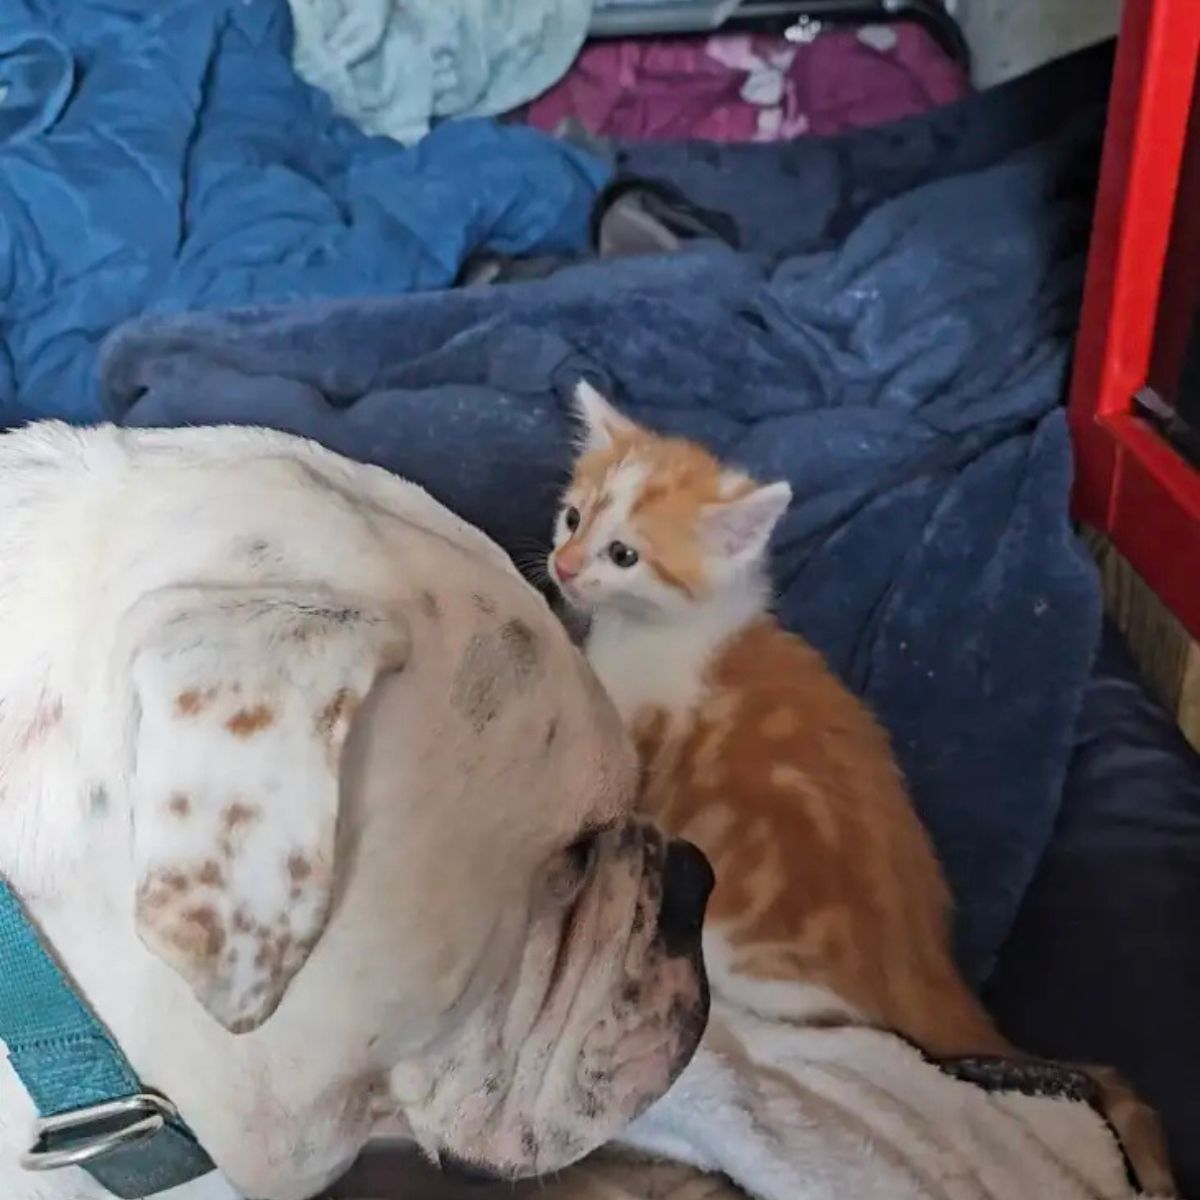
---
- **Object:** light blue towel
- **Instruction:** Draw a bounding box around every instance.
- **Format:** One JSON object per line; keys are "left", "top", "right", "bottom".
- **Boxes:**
{"left": 289, "top": 0, "right": 592, "bottom": 144}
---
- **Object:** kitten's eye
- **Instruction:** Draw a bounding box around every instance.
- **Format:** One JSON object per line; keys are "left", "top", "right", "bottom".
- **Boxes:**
{"left": 564, "top": 506, "right": 581, "bottom": 532}
{"left": 608, "top": 541, "right": 639, "bottom": 569}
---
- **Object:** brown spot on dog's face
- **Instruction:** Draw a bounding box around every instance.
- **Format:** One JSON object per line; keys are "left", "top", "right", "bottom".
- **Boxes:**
{"left": 287, "top": 852, "right": 312, "bottom": 883}
{"left": 140, "top": 895, "right": 226, "bottom": 965}
{"left": 451, "top": 618, "right": 542, "bottom": 732}
{"left": 139, "top": 888, "right": 170, "bottom": 913}
{"left": 254, "top": 936, "right": 273, "bottom": 971}
{"left": 186, "top": 906, "right": 226, "bottom": 961}
{"left": 175, "top": 688, "right": 216, "bottom": 717}
{"left": 223, "top": 801, "right": 259, "bottom": 830}
{"left": 499, "top": 619, "right": 538, "bottom": 672}
{"left": 218, "top": 806, "right": 260, "bottom": 864}
{"left": 253, "top": 927, "right": 296, "bottom": 987}
{"left": 220, "top": 801, "right": 262, "bottom": 858}
{"left": 197, "top": 860, "right": 224, "bottom": 888}
{"left": 418, "top": 590, "right": 441, "bottom": 620}
{"left": 164, "top": 870, "right": 189, "bottom": 894}
{"left": 315, "top": 688, "right": 359, "bottom": 766}
{"left": 471, "top": 592, "right": 497, "bottom": 616}
{"left": 168, "top": 792, "right": 191, "bottom": 818}
{"left": 225, "top": 704, "right": 275, "bottom": 738}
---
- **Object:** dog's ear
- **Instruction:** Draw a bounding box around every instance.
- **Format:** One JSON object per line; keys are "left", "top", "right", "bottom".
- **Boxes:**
{"left": 122, "top": 586, "right": 409, "bottom": 1034}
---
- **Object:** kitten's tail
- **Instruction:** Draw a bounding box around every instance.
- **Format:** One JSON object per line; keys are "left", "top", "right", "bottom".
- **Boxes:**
{"left": 903, "top": 983, "right": 1176, "bottom": 1197}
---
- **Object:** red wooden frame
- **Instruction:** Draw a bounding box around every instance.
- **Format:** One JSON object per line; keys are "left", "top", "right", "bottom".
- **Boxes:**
{"left": 1067, "top": 0, "right": 1200, "bottom": 640}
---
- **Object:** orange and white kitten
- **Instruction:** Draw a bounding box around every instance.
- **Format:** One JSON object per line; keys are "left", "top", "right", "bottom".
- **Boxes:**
{"left": 548, "top": 381, "right": 1174, "bottom": 1198}
{"left": 551, "top": 380, "right": 1000, "bottom": 1053}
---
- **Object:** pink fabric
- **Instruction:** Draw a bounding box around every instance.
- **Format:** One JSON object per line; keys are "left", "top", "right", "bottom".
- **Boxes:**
{"left": 522, "top": 26, "right": 969, "bottom": 142}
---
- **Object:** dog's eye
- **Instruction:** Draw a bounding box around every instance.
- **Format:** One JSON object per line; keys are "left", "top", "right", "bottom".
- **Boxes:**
{"left": 563, "top": 506, "right": 581, "bottom": 532}
{"left": 565, "top": 831, "right": 598, "bottom": 873}
{"left": 607, "top": 541, "right": 639, "bottom": 569}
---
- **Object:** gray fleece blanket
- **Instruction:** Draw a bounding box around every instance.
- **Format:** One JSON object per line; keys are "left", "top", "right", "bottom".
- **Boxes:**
{"left": 100, "top": 46, "right": 1111, "bottom": 983}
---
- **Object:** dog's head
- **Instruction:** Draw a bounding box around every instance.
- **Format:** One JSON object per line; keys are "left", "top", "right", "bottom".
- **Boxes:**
{"left": 104, "top": 569, "right": 709, "bottom": 1196}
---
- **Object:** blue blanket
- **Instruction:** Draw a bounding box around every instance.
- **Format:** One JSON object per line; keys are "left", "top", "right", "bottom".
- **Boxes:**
{"left": 0, "top": 0, "right": 606, "bottom": 427}
{"left": 103, "top": 48, "right": 1110, "bottom": 983}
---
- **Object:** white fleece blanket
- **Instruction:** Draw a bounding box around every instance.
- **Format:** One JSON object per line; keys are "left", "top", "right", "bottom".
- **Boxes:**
{"left": 518, "top": 1011, "right": 1155, "bottom": 1200}
{"left": 342, "top": 1014, "right": 1157, "bottom": 1200}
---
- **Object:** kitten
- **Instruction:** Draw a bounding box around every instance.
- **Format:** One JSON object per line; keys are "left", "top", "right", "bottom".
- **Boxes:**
{"left": 551, "top": 380, "right": 999, "bottom": 1051}
{"left": 548, "top": 380, "right": 1175, "bottom": 1197}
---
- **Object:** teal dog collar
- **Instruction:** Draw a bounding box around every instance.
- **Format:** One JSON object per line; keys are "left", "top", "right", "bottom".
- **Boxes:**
{"left": 0, "top": 879, "right": 215, "bottom": 1197}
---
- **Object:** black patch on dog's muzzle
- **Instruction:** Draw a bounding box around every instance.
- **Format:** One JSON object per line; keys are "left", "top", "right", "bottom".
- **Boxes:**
{"left": 656, "top": 838, "right": 715, "bottom": 958}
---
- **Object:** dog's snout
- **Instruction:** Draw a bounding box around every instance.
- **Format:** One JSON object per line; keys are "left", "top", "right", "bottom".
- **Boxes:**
{"left": 657, "top": 838, "right": 714, "bottom": 955}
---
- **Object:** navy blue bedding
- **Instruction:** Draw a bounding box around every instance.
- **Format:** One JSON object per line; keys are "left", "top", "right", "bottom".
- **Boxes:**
{"left": 0, "top": 0, "right": 605, "bottom": 428}
{"left": 988, "top": 623, "right": 1200, "bottom": 1197}
{"left": 102, "top": 45, "right": 1114, "bottom": 984}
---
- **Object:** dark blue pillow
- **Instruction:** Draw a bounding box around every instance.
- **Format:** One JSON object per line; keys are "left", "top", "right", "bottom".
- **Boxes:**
{"left": 986, "top": 623, "right": 1200, "bottom": 1196}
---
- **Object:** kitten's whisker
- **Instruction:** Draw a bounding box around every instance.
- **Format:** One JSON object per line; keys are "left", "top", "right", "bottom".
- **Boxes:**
{"left": 512, "top": 547, "right": 552, "bottom": 570}
{"left": 513, "top": 557, "right": 551, "bottom": 579}
{"left": 513, "top": 562, "right": 553, "bottom": 590}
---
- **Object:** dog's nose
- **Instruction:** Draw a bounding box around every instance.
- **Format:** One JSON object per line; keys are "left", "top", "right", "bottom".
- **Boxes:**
{"left": 657, "top": 838, "right": 715, "bottom": 955}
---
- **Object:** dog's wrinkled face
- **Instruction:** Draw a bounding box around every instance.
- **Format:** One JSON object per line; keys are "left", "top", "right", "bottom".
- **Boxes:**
{"left": 331, "top": 596, "right": 712, "bottom": 1184}
{"left": 393, "top": 822, "right": 712, "bottom": 1178}
{"left": 98, "top": 533, "right": 710, "bottom": 1199}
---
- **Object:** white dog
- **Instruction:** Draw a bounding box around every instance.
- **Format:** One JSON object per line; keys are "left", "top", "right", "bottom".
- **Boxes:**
{"left": 0, "top": 422, "right": 713, "bottom": 1200}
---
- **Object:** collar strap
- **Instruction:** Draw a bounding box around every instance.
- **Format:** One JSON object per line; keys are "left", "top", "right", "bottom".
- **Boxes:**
{"left": 0, "top": 880, "right": 215, "bottom": 1197}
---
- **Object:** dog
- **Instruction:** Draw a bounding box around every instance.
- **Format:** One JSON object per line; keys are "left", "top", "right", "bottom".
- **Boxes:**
{"left": 0, "top": 422, "right": 713, "bottom": 1200}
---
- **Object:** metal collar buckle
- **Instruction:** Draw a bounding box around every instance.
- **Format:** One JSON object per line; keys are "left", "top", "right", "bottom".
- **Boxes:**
{"left": 21, "top": 1093, "right": 177, "bottom": 1174}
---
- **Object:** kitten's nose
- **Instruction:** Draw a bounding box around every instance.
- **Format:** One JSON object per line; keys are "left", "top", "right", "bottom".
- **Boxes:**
{"left": 554, "top": 547, "right": 584, "bottom": 583}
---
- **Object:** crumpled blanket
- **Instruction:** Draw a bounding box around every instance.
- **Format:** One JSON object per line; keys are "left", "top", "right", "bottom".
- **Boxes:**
{"left": 0, "top": 0, "right": 607, "bottom": 427}
{"left": 574, "top": 1022, "right": 1148, "bottom": 1200}
{"left": 101, "top": 46, "right": 1110, "bottom": 984}
{"left": 288, "top": 0, "right": 593, "bottom": 144}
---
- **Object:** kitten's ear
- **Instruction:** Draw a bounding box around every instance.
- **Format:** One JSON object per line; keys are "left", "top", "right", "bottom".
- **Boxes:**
{"left": 572, "top": 380, "right": 638, "bottom": 454}
{"left": 700, "top": 481, "right": 792, "bottom": 564}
